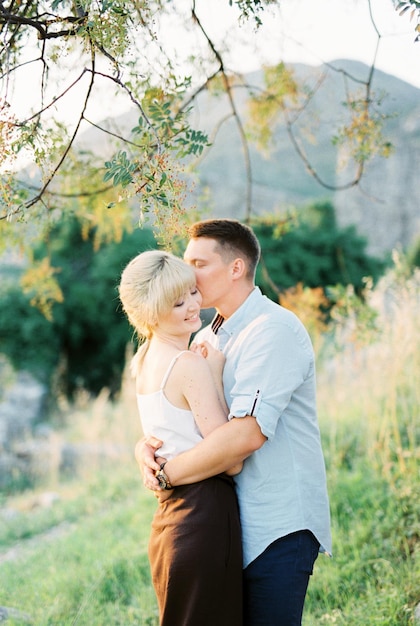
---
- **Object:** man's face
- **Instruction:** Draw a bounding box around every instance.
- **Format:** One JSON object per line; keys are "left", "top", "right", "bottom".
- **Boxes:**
{"left": 184, "top": 237, "right": 232, "bottom": 310}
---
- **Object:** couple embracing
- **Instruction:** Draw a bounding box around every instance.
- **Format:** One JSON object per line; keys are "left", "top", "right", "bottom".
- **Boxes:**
{"left": 118, "top": 219, "right": 332, "bottom": 626}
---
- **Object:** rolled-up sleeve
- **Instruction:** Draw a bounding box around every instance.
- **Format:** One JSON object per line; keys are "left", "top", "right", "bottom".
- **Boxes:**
{"left": 198, "top": 289, "right": 332, "bottom": 567}
{"left": 226, "top": 316, "right": 314, "bottom": 440}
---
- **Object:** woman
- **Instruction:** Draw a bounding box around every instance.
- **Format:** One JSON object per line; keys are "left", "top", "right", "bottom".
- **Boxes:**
{"left": 118, "top": 250, "right": 243, "bottom": 626}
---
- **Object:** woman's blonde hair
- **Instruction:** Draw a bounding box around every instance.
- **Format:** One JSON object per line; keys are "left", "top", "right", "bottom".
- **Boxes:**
{"left": 118, "top": 250, "right": 196, "bottom": 370}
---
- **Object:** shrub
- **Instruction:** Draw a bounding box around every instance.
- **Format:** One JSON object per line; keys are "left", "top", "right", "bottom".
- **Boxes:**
{"left": 253, "top": 201, "right": 387, "bottom": 301}
{"left": 0, "top": 217, "right": 158, "bottom": 398}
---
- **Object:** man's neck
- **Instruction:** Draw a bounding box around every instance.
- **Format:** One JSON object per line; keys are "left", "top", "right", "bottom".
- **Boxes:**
{"left": 216, "top": 285, "right": 255, "bottom": 320}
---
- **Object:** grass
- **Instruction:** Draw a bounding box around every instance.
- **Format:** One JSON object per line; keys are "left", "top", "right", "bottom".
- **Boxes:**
{"left": 0, "top": 260, "right": 419, "bottom": 625}
{"left": 0, "top": 467, "right": 159, "bottom": 625}
{"left": 305, "top": 261, "right": 420, "bottom": 625}
{"left": 305, "top": 464, "right": 419, "bottom": 624}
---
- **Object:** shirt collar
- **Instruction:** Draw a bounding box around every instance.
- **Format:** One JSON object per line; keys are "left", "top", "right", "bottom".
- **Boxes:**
{"left": 212, "top": 287, "right": 262, "bottom": 336}
{"left": 211, "top": 312, "right": 225, "bottom": 334}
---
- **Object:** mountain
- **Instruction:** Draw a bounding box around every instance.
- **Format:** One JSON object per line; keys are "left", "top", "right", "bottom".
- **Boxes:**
{"left": 43, "top": 59, "right": 420, "bottom": 257}
{"left": 183, "top": 59, "right": 420, "bottom": 257}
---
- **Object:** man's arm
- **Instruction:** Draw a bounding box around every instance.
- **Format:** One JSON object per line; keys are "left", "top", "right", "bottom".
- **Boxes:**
{"left": 158, "top": 416, "right": 266, "bottom": 488}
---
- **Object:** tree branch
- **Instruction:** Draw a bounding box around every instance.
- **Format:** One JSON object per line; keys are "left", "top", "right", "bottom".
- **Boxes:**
{"left": 15, "top": 68, "right": 90, "bottom": 125}
{"left": 191, "top": 1, "right": 253, "bottom": 222}
{"left": 92, "top": 70, "right": 162, "bottom": 152}
{"left": 0, "top": 10, "right": 46, "bottom": 38}
{"left": 0, "top": 5, "right": 87, "bottom": 40}
{"left": 24, "top": 40, "right": 97, "bottom": 210}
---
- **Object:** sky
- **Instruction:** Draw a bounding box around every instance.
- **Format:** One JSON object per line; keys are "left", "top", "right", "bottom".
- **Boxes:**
{"left": 4, "top": 0, "right": 420, "bottom": 133}
{"left": 184, "top": 0, "right": 420, "bottom": 89}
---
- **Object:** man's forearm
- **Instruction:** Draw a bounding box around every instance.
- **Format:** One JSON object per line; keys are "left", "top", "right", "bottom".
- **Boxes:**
{"left": 164, "top": 415, "right": 266, "bottom": 485}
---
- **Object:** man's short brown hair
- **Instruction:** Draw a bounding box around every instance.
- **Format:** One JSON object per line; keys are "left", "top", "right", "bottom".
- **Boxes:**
{"left": 187, "top": 219, "right": 261, "bottom": 280}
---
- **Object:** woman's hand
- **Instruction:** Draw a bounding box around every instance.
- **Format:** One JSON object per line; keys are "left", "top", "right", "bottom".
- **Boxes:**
{"left": 190, "top": 340, "right": 229, "bottom": 416}
{"left": 190, "top": 340, "right": 225, "bottom": 379}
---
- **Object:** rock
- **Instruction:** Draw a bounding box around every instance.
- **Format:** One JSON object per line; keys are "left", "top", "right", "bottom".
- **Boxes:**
{"left": 0, "top": 362, "right": 130, "bottom": 489}
{"left": 60, "top": 441, "right": 129, "bottom": 476}
{"left": 0, "top": 452, "right": 27, "bottom": 491}
{"left": 0, "top": 606, "right": 32, "bottom": 623}
{"left": 0, "top": 507, "right": 19, "bottom": 522}
{"left": 30, "top": 492, "right": 60, "bottom": 509}
{"left": 0, "top": 370, "right": 47, "bottom": 450}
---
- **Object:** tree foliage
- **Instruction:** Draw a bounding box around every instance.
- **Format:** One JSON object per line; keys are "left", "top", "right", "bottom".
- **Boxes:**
{"left": 394, "top": 0, "right": 420, "bottom": 40}
{"left": 0, "top": 0, "right": 215, "bottom": 246}
{"left": 253, "top": 202, "right": 387, "bottom": 302}
{"left": 0, "top": 217, "right": 158, "bottom": 397}
{"left": 1, "top": 1, "right": 403, "bottom": 234}
{"left": 0, "top": 0, "right": 413, "bottom": 319}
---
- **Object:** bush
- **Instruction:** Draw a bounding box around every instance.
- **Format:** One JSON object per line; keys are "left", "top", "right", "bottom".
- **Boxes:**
{"left": 0, "top": 217, "right": 158, "bottom": 398}
{"left": 253, "top": 202, "right": 387, "bottom": 301}
{"left": 0, "top": 283, "right": 59, "bottom": 382}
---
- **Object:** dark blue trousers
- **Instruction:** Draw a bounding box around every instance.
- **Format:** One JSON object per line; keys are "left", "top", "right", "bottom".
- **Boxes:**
{"left": 243, "top": 530, "right": 320, "bottom": 626}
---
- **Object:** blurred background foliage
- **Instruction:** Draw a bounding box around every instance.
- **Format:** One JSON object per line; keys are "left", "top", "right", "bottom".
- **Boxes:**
{"left": 0, "top": 200, "right": 392, "bottom": 403}
{"left": 0, "top": 218, "right": 156, "bottom": 399}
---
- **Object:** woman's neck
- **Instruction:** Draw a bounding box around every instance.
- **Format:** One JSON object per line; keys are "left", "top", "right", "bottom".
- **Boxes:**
{"left": 150, "top": 333, "right": 191, "bottom": 352}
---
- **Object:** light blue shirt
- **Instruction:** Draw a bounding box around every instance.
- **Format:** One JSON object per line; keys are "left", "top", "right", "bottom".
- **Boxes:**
{"left": 196, "top": 287, "right": 332, "bottom": 567}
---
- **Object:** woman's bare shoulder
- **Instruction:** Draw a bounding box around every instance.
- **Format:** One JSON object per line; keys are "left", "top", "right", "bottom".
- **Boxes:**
{"left": 173, "top": 350, "right": 210, "bottom": 379}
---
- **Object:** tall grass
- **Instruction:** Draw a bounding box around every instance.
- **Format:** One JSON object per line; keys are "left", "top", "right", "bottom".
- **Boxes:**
{"left": 0, "top": 258, "right": 418, "bottom": 625}
{"left": 308, "top": 257, "right": 420, "bottom": 624}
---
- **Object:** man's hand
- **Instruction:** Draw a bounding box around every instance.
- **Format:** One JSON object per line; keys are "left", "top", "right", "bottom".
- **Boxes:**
{"left": 134, "top": 436, "right": 165, "bottom": 492}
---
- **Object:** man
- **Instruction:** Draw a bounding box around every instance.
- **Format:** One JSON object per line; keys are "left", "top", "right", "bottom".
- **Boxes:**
{"left": 139, "top": 219, "right": 332, "bottom": 626}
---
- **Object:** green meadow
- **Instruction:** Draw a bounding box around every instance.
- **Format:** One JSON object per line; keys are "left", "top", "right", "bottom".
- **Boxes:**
{"left": 0, "top": 262, "right": 418, "bottom": 625}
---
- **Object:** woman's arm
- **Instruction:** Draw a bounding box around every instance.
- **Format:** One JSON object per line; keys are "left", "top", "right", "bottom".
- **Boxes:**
{"left": 175, "top": 350, "right": 243, "bottom": 474}
{"left": 134, "top": 349, "right": 243, "bottom": 491}
{"left": 190, "top": 341, "right": 229, "bottom": 414}
{"left": 178, "top": 350, "right": 229, "bottom": 437}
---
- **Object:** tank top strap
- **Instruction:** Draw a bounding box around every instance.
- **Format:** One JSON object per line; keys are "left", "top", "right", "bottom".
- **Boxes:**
{"left": 160, "top": 350, "right": 190, "bottom": 390}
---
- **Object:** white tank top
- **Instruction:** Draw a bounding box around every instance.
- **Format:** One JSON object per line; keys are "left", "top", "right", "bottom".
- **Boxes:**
{"left": 136, "top": 351, "right": 203, "bottom": 460}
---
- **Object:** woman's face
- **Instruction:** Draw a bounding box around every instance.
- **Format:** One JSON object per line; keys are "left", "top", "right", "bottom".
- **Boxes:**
{"left": 158, "top": 285, "right": 203, "bottom": 336}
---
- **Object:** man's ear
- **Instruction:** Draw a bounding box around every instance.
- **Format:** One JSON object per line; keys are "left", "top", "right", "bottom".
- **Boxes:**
{"left": 231, "top": 257, "right": 246, "bottom": 280}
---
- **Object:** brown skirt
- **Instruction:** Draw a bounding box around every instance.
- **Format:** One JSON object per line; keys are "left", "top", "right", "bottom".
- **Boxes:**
{"left": 148, "top": 474, "right": 243, "bottom": 626}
